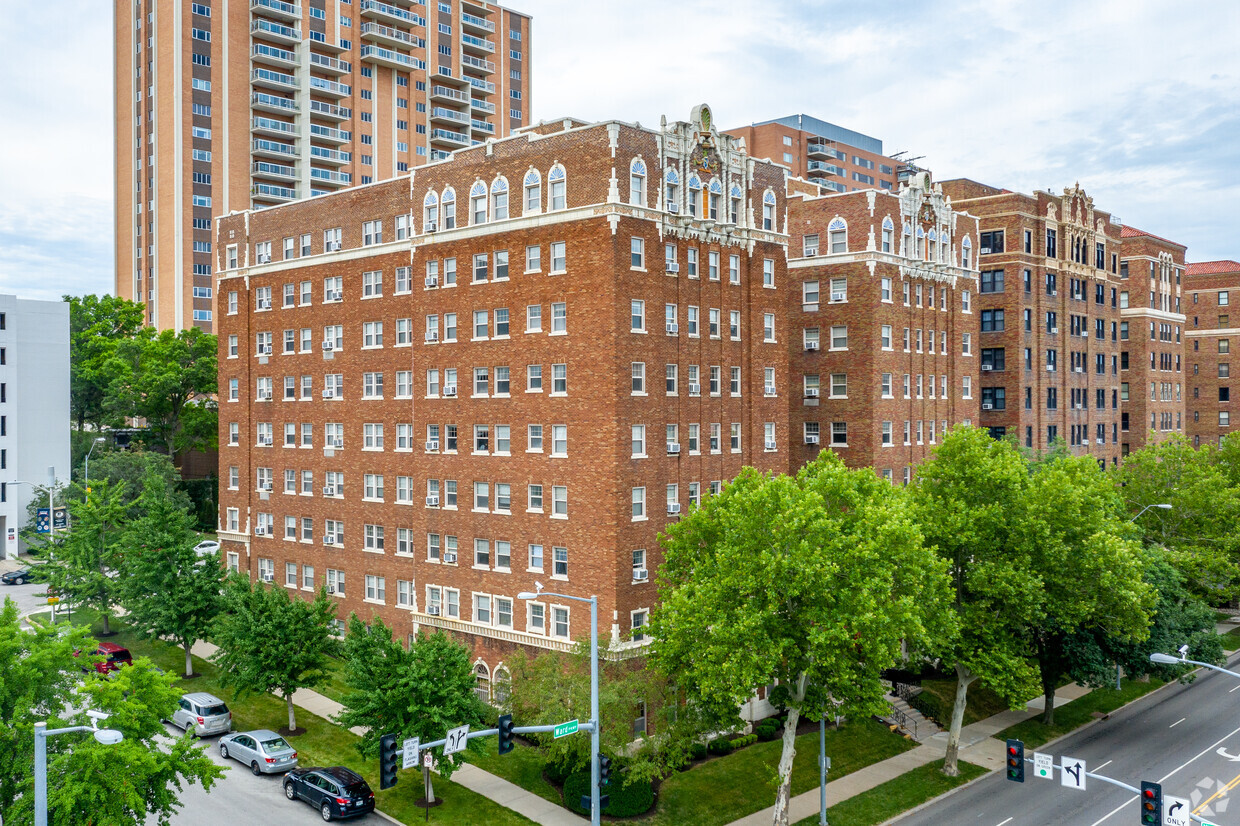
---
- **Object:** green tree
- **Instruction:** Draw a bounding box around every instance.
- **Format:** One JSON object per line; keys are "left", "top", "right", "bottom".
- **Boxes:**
{"left": 336, "top": 618, "right": 484, "bottom": 799}
{"left": 910, "top": 428, "right": 1043, "bottom": 775}
{"left": 120, "top": 472, "right": 225, "bottom": 677}
{"left": 0, "top": 603, "right": 223, "bottom": 826}
{"left": 106, "top": 327, "right": 218, "bottom": 461}
{"left": 38, "top": 481, "right": 128, "bottom": 636}
{"left": 71, "top": 449, "right": 191, "bottom": 518}
{"left": 649, "top": 454, "right": 949, "bottom": 826}
{"left": 66, "top": 294, "right": 145, "bottom": 432}
{"left": 212, "top": 579, "right": 339, "bottom": 732}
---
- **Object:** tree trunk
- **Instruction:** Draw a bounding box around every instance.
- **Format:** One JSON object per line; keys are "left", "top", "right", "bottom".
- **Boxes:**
{"left": 184, "top": 642, "right": 194, "bottom": 678}
{"left": 101, "top": 611, "right": 111, "bottom": 636}
{"left": 771, "top": 672, "right": 808, "bottom": 826}
{"left": 286, "top": 692, "right": 297, "bottom": 731}
{"left": 1041, "top": 683, "right": 1057, "bottom": 726}
{"left": 942, "top": 662, "right": 977, "bottom": 777}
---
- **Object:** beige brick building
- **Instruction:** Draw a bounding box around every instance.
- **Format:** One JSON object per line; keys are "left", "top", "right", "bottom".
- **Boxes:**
{"left": 116, "top": 0, "right": 531, "bottom": 332}
{"left": 1185, "top": 260, "right": 1240, "bottom": 447}
{"left": 215, "top": 106, "right": 793, "bottom": 692}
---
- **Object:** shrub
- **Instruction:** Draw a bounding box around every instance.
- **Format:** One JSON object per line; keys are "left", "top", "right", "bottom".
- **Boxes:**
{"left": 689, "top": 742, "right": 708, "bottom": 761}
{"left": 755, "top": 719, "right": 781, "bottom": 741}
{"left": 732, "top": 733, "right": 757, "bottom": 748}
{"left": 707, "top": 736, "right": 735, "bottom": 755}
{"left": 768, "top": 684, "right": 791, "bottom": 712}
{"left": 563, "top": 771, "right": 655, "bottom": 817}
{"left": 543, "top": 754, "right": 581, "bottom": 785}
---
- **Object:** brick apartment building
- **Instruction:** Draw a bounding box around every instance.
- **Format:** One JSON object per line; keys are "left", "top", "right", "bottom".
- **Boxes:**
{"left": 1117, "top": 226, "right": 1187, "bottom": 453}
{"left": 116, "top": 0, "right": 531, "bottom": 332}
{"left": 1185, "top": 260, "right": 1240, "bottom": 447}
{"left": 215, "top": 106, "right": 795, "bottom": 693}
{"left": 725, "top": 115, "right": 914, "bottom": 195}
{"left": 783, "top": 175, "right": 981, "bottom": 482}
{"left": 939, "top": 180, "right": 1127, "bottom": 465}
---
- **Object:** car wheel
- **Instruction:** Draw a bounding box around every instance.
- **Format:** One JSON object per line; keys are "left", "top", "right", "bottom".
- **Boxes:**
{"left": 219, "top": 744, "right": 229, "bottom": 759}
{"left": 284, "top": 782, "right": 297, "bottom": 801}
{"left": 14, "top": 577, "right": 24, "bottom": 585}
{"left": 320, "top": 802, "right": 334, "bottom": 822}
{"left": 251, "top": 761, "right": 262, "bottom": 776}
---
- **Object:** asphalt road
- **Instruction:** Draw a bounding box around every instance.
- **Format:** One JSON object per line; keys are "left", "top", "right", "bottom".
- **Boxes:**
{"left": 148, "top": 724, "right": 386, "bottom": 826}
{"left": 899, "top": 653, "right": 1240, "bottom": 825}
{"left": 0, "top": 573, "right": 58, "bottom": 619}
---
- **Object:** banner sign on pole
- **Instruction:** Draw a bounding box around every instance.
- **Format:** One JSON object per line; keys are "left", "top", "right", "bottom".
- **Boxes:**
{"left": 35, "top": 509, "right": 50, "bottom": 534}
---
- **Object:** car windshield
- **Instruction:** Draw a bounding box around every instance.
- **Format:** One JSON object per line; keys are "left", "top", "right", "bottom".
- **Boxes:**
{"left": 106, "top": 650, "right": 130, "bottom": 661}
{"left": 202, "top": 704, "right": 228, "bottom": 716}
{"left": 261, "top": 736, "right": 290, "bottom": 752}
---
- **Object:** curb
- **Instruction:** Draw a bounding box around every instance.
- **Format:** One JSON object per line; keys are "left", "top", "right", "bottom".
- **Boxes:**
{"left": 373, "top": 809, "right": 403, "bottom": 825}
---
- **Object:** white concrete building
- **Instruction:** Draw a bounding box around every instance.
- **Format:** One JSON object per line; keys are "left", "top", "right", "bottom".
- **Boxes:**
{"left": 0, "top": 297, "right": 70, "bottom": 559}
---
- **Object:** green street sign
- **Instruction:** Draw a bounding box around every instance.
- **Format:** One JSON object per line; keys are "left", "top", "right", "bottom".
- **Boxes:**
{"left": 553, "top": 720, "right": 579, "bottom": 739}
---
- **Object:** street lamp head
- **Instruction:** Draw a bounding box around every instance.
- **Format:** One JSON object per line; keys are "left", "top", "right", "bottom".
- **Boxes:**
{"left": 93, "top": 437, "right": 106, "bottom": 443}
{"left": 1149, "top": 652, "right": 1182, "bottom": 665}
{"left": 92, "top": 728, "right": 123, "bottom": 746}
{"left": 1155, "top": 503, "right": 1173, "bottom": 509}
{"left": 517, "top": 592, "right": 537, "bottom": 601}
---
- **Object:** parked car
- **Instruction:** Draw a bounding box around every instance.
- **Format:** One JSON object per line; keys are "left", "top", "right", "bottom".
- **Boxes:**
{"left": 0, "top": 568, "right": 31, "bottom": 585}
{"left": 193, "top": 540, "right": 220, "bottom": 557}
{"left": 219, "top": 729, "right": 298, "bottom": 775}
{"left": 75, "top": 642, "right": 133, "bottom": 674}
{"left": 283, "top": 766, "right": 375, "bottom": 821}
{"left": 169, "top": 692, "right": 232, "bottom": 737}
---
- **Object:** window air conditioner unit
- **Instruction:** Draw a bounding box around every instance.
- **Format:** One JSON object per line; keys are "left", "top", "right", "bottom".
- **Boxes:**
{"left": 322, "top": 486, "right": 335, "bottom": 496}
{"left": 425, "top": 331, "right": 439, "bottom": 342}
{"left": 426, "top": 496, "right": 439, "bottom": 507}
{"left": 327, "top": 241, "right": 341, "bottom": 252}
{"left": 633, "top": 568, "right": 649, "bottom": 582}
{"left": 426, "top": 221, "right": 438, "bottom": 233}
{"left": 764, "top": 385, "right": 777, "bottom": 396}
{"left": 805, "top": 249, "right": 818, "bottom": 258}
{"left": 333, "top": 438, "right": 343, "bottom": 449}
{"left": 831, "top": 292, "right": 846, "bottom": 302}
{"left": 667, "top": 443, "right": 681, "bottom": 454}
{"left": 765, "top": 440, "right": 778, "bottom": 450}
{"left": 264, "top": 482, "right": 273, "bottom": 491}
{"left": 666, "top": 322, "right": 678, "bottom": 334}
{"left": 427, "top": 605, "right": 441, "bottom": 615}
{"left": 667, "top": 503, "right": 681, "bottom": 515}
{"left": 982, "top": 403, "right": 994, "bottom": 410}
{"left": 425, "top": 276, "right": 438, "bottom": 287}
{"left": 1075, "top": 367, "right": 1084, "bottom": 373}
{"left": 805, "top": 341, "right": 819, "bottom": 351}
{"left": 328, "top": 290, "right": 341, "bottom": 301}
{"left": 323, "top": 388, "right": 335, "bottom": 399}
{"left": 688, "top": 383, "right": 701, "bottom": 395}
{"left": 258, "top": 299, "right": 271, "bottom": 310}
{"left": 262, "top": 435, "right": 273, "bottom": 445}
{"left": 257, "top": 253, "right": 271, "bottom": 264}
{"left": 805, "top": 434, "right": 820, "bottom": 445}
{"left": 1096, "top": 438, "right": 1104, "bottom": 445}
{"left": 667, "top": 202, "right": 680, "bottom": 214}
{"left": 1050, "top": 327, "right": 1058, "bottom": 334}
{"left": 443, "top": 551, "right": 457, "bottom": 564}
{"left": 981, "top": 365, "right": 992, "bottom": 371}
{"left": 425, "top": 441, "right": 439, "bottom": 452}
{"left": 805, "top": 388, "right": 819, "bottom": 398}
{"left": 323, "top": 536, "right": 334, "bottom": 546}
{"left": 262, "top": 344, "right": 273, "bottom": 355}
{"left": 666, "top": 262, "right": 679, "bottom": 273}
{"left": 321, "top": 340, "right": 334, "bottom": 352}
{"left": 443, "top": 385, "right": 457, "bottom": 397}
{"left": 1047, "top": 365, "right": 1055, "bottom": 371}
{"left": 326, "top": 584, "right": 336, "bottom": 595}
{"left": 981, "top": 247, "right": 992, "bottom": 255}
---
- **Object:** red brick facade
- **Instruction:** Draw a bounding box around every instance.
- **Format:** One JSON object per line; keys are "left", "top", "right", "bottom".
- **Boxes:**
{"left": 1185, "top": 261, "right": 1240, "bottom": 447}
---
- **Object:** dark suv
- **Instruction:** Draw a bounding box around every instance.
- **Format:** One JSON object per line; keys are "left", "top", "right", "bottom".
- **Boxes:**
{"left": 283, "top": 766, "right": 375, "bottom": 821}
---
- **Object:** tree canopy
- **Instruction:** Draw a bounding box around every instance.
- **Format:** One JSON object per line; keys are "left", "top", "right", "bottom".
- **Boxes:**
{"left": 66, "top": 294, "right": 145, "bottom": 432}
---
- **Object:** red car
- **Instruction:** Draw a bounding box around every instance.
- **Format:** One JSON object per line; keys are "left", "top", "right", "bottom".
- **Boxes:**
{"left": 76, "top": 642, "right": 133, "bottom": 674}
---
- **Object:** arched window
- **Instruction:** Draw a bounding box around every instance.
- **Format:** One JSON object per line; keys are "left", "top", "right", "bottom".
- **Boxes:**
{"left": 423, "top": 190, "right": 439, "bottom": 232}
{"left": 664, "top": 169, "right": 680, "bottom": 213}
{"left": 927, "top": 228, "right": 938, "bottom": 262}
{"left": 441, "top": 187, "right": 457, "bottom": 230}
{"left": 548, "top": 164, "right": 566, "bottom": 211}
{"left": 707, "top": 179, "right": 723, "bottom": 221}
{"left": 881, "top": 216, "right": 894, "bottom": 252}
{"left": 902, "top": 222, "right": 912, "bottom": 256}
{"left": 828, "top": 217, "right": 847, "bottom": 253}
{"left": 762, "top": 190, "right": 776, "bottom": 230}
{"left": 491, "top": 176, "right": 509, "bottom": 221}
{"left": 687, "top": 174, "right": 702, "bottom": 218}
{"left": 493, "top": 665, "right": 511, "bottom": 706}
{"left": 729, "top": 184, "right": 743, "bottom": 224}
{"left": 961, "top": 234, "right": 972, "bottom": 268}
{"left": 629, "top": 158, "right": 647, "bottom": 207}
{"left": 470, "top": 180, "right": 488, "bottom": 225}
{"left": 523, "top": 169, "right": 541, "bottom": 215}
{"left": 474, "top": 661, "right": 491, "bottom": 703}
{"left": 915, "top": 225, "right": 925, "bottom": 258}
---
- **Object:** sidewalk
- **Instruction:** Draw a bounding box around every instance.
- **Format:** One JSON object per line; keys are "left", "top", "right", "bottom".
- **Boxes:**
{"left": 189, "top": 640, "right": 586, "bottom": 826}
{"left": 723, "top": 683, "right": 1090, "bottom": 826}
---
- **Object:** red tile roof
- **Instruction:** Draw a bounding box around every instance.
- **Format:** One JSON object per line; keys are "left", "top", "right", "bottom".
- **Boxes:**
{"left": 1119, "top": 225, "right": 1186, "bottom": 248}
{"left": 1187, "top": 260, "right": 1240, "bottom": 276}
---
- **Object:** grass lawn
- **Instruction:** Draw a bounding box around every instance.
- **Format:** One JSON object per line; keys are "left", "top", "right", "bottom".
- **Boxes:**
{"left": 464, "top": 739, "right": 562, "bottom": 805}
{"left": 630, "top": 719, "right": 916, "bottom": 826}
{"left": 793, "top": 760, "right": 988, "bottom": 826}
{"left": 997, "top": 678, "right": 1167, "bottom": 748}
{"left": 314, "top": 654, "right": 353, "bottom": 706}
{"left": 1221, "top": 626, "right": 1240, "bottom": 645}
{"left": 32, "top": 610, "right": 533, "bottom": 826}
{"left": 913, "top": 678, "right": 1012, "bottom": 727}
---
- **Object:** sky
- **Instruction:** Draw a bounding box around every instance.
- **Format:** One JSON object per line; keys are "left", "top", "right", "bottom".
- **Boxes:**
{"left": 2, "top": 0, "right": 1238, "bottom": 301}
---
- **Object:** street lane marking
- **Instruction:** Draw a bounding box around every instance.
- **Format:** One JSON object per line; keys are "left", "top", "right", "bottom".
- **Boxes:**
{"left": 1095, "top": 760, "right": 1112, "bottom": 771}
{"left": 1170, "top": 717, "right": 1186, "bottom": 728}
{"left": 994, "top": 819, "right": 1013, "bottom": 826}
{"left": 1090, "top": 722, "right": 1240, "bottom": 825}
{"left": 1230, "top": 684, "right": 1240, "bottom": 693}
{"left": 1194, "top": 768, "right": 1240, "bottom": 814}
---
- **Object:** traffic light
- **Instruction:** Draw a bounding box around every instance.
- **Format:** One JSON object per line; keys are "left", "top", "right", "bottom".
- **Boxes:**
{"left": 1140, "top": 781, "right": 1162, "bottom": 825}
{"left": 1005, "top": 739, "right": 1025, "bottom": 783}
{"left": 379, "top": 733, "right": 399, "bottom": 790}
{"left": 598, "top": 753, "right": 612, "bottom": 787}
{"left": 498, "top": 714, "right": 515, "bottom": 755}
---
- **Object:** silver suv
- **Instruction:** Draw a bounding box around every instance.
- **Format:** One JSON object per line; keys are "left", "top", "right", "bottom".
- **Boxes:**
{"left": 170, "top": 692, "right": 232, "bottom": 737}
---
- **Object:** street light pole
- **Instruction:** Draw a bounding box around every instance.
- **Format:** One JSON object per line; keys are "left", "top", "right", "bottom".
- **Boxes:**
{"left": 518, "top": 585, "right": 600, "bottom": 826}
{"left": 35, "top": 712, "right": 124, "bottom": 826}
{"left": 83, "top": 437, "right": 106, "bottom": 488}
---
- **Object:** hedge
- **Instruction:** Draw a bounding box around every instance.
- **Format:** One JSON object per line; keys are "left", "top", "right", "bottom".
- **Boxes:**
{"left": 563, "top": 771, "right": 655, "bottom": 818}
{"left": 755, "top": 719, "right": 781, "bottom": 741}
{"left": 707, "top": 737, "right": 735, "bottom": 755}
